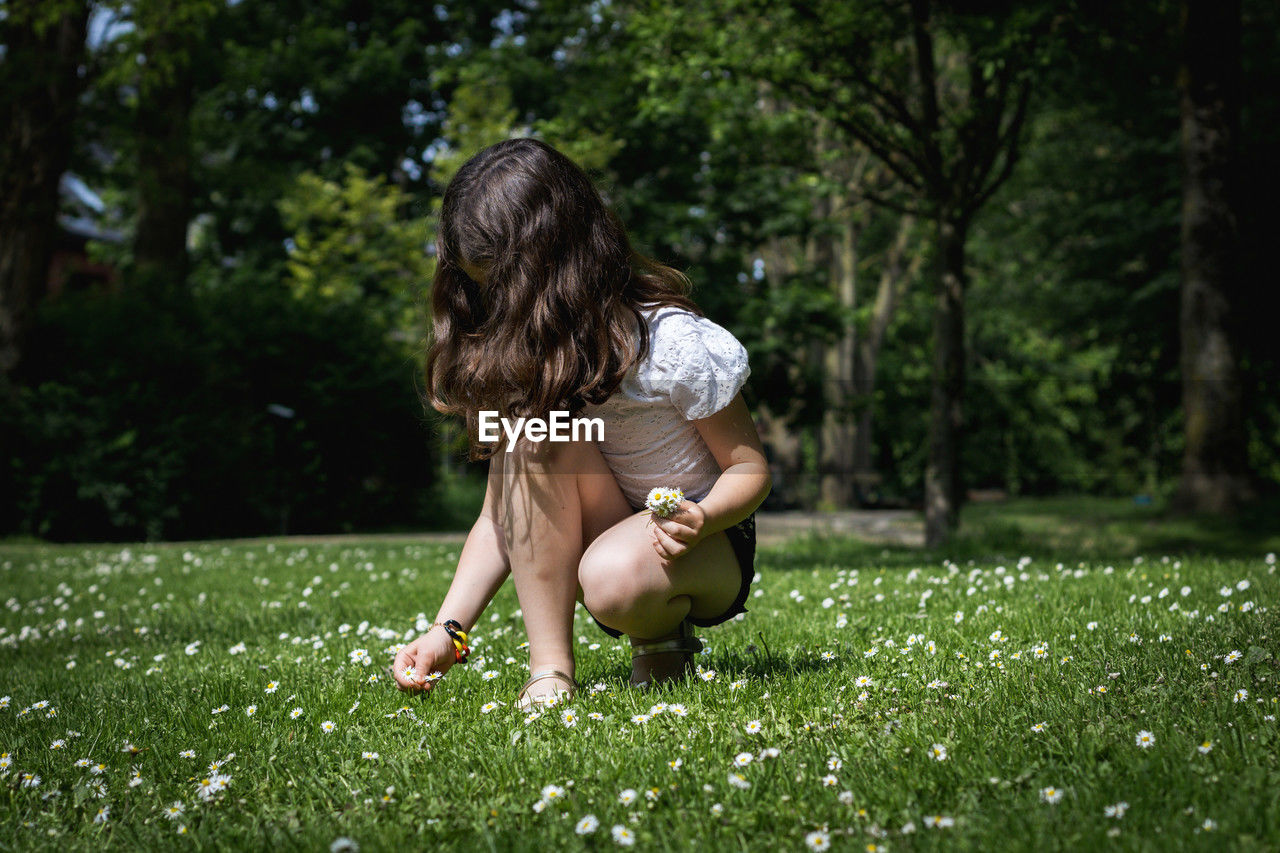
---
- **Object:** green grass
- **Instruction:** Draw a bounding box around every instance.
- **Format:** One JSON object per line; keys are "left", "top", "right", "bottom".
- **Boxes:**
{"left": 1, "top": 512, "right": 1278, "bottom": 850}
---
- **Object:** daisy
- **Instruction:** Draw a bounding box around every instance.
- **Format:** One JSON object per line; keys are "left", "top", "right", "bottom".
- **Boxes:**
{"left": 561, "top": 709, "right": 578, "bottom": 728}
{"left": 265, "top": 681, "right": 279, "bottom": 693}
{"left": 828, "top": 757, "right": 843, "bottom": 771}
{"left": 1233, "top": 689, "right": 1248, "bottom": 703}
{"left": 362, "top": 751, "right": 379, "bottom": 760}
{"left": 321, "top": 720, "right": 336, "bottom": 733}
{"left": 855, "top": 676, "right": 874, "bottom": 688}
{"left": 929, "top": 743, "right": 948, "bottom": 761}
{"left": 1198, "top": 740, "right": 1213, "bottom": 754}
{"left": 90, "top": 763, "right": 108, "bottom": 775}
{"left": 482, "top": 671, "right": 499, "bottom": 681}
{"left": 745, "top": 720, "right": 762, "bottom": 734}
{"left": 804, "top": 829, "right": 831, "bottom": 851}
{"left": 1202, "top": 818, "right": 1217, "bottom": 831}
{"left": 728, "top": 772, "right": 751, "bottom": 790}
{"left": 1104, "top": 802, "right": 1129, "bottom": 818}
{"left": 925, "top": 815, "right": 955, "bottom": 828}
{"left": 668, "top": 704, "right": 688, "bottom": 716}
{"left": 50, "top": 739, "right": 66, "bottom": 750}
{"left": 76, "top": 757, "right": 94, "bottom": 767}
{"left": 481, "top": 702, "right": 500, "bottom": 714}
{"left": 1135, "top": 730, "right": 1155, "bottom": 748}
{"left": 587, "top": 711, "right": 604, "bottom": 721}
{"left": 618, "top": 788, "right": 638, "bottom": 805}
{"left": 631, "top": 714, "right": 650, "bottom": 724}
{"left": 21, "top": 772, "right": 41, "bottom": 788}
{"left": 669, "top": 758, "right": 683, "bottom": 771}
{"left": 1030, "top": 722, "right": 1046, "bottom": 733}
{"left": 576, "top": 814, "right": 599, "bottom": 835}
{"left": 733, "top": 752, "right": 753, "bottom": 767}
{"left": 612, "top": 824, "right": 636, "bottom": 846}
{"left": 164, "top": 802, "right": 185, "bottom": 820}
{"left": 290, "top": 707, "right": 304, "bottom": 719}
{"left": 1040, "top": 786, "right": 1064, "bottom": 804}
{"left": 94, "top": 804, "right": 110, "bottom": 824}
{"left": 246, "top": 705, "right": 257, "bottom": 716}
{"left": 821, "top": 774, "right": 838, "bottom": 787}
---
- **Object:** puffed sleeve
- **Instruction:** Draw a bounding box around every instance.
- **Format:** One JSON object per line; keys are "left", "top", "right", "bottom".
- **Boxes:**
{"left": 637, "top": 308, "right": 751, "bottom": 420}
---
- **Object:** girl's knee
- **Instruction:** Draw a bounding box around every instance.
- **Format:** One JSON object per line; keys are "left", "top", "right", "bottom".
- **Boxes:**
{"left": 577, "top": 553, "right": 647, "bottom": 622}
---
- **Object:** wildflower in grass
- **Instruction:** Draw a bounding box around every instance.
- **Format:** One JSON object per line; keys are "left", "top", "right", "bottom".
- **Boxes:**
{"left": 728, "top": 772, "right": 751, "bottom": 790}
{"left": 481, "top": 702, "right": 503, "bottom": 715}
{"left": 129, "top": 766, "right": 143, "bottom": 788}
{"left": 631, "top": 714, "right": 650, "bottom": 724}
{"left": 330, "top": 838, "right": 360, "bottom": 853}
{"left": 246, "top": 705, "right": 257, "bottom": 716}
{"left": 828, "top": 757, "right": 843, "bottom": 771}
{"left": 211, "top": 704, "right": 230, "bottom": 715}
{"left": 699, "top": 669, "right": 716, "bottom": 682}
{"left": 290, "top": 707, "right": 304, "bottom": 719}
{"left": 838, "top": 791, "right": 854, "bottom": 805}
{"left": 711, "top": 803, "right": 725, "bottom": 815}
{"left": 362, "top": 751, "right": 379, "bottom": 761}
{"left": 265, "top": 682, "right": 279, "bottom": 694}
{"left": 929, "top": 744, "right": 948, "bottom": 761}
{"left": 1031, "top": 722, "right": 1047, "bottom": 733}
{"left": 1104, "top": 802, "right": 1129, "bottom": 818}
{"left": 576, "top": 814, "right": 599, "bottom": 835}
{"left": 1202, "top": 819, "right": 1217, "bottom": 831}
{"left": 1234, "top": 689, "right": 1248, "bottom": 703}
{"left": 321, "top": 720, "right": 336, "bottom": 733}
{"left": 618, "top": 788, "right": 638, "bottom": 805}
{"left": 21, "top": 772, "right": 41, "bottom": 788}
{"left": 668, "top": 704, "right": 688, "bottom": 716}
{"left": 482, "top": 671, "right": 499, "bottom": 681}
{"left": 0, "top": 753, "right": 10, "bottom": 770}
{"left": 668, "top": 757, "right": 683, "bottom": 771}
{"left": 90, "top": 762, "right": 107, "bottom": 775}
{"left": 195, "top": 777, "right": 218, "bottom": 801}
{"left": 855, "top": 676, "right": 874, "bottom": 688}
{"left": 77, "top": 757, "right": 94, "bottom": 767}
{"left": 925, "top": 815, "right": 954, "bottom": 828}
{"left": 645, "top": 787, "right": 660, "bottom": 801}
{"left": 821, "top": 774, "right": 838, "bottom": 787}
{"left": 185, "top": 641, "right": 201, "bottom": 656}
{"left": 745, "top": 720, "right": 762, "bottom": 734}
{"left": 821, "top": 651, "right": 836, "bottom": 662}
{"left": 164, "top": 802, "right": 185, "bottom": 820}
{"left": 612, "top": 824, "right": 636, "bottom": 846}
{"left": 94, "top": 804, "right": 110, "bottom": 824}
{"left": 1198, "top": 740, "right": 1213, "bottom": 754}
{"left": 732, "top": 751, "right": 755, "bottom": 767}
{"left": 927, "top": 679, "right": 947, "bottom": 689}
{"left": 1040, "top": 786, "right": 1064, "bottom": 804}
{"left": 804, "top": 829, "right": 831, "bottom": 850}
{"left": 587, "top": 711, "right": 604, "bottom": 721}
{"left": 348, "top": 701, "right": 360, "bottom": 715}
{"left": 50, "top": 739, "right": 65, "bottom": 750}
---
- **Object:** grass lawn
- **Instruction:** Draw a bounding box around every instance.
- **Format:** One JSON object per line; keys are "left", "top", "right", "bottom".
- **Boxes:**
{"left": 1, "top": 500, "right": 1277, "bottom": 851}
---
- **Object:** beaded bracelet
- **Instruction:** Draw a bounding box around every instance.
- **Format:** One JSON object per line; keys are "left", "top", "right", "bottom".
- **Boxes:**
{"left": 433, "top": 620, "right": 470, "bottom": 663}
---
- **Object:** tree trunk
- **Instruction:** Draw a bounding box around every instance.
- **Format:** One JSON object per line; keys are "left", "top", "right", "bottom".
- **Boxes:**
{"left": 1174, "top": 0, "right": 1251, "bottom": 513}
{"left": 819, "top": 211, "right": 859, "bottom": 508}
{"left": 133, "top": 28, "right": 194, "bottom": 295}
{"left": 924, "top": 216, "right": 967, "bottom": 548}
{"left": 0, "top": 0, "right": 89, "bottom": 378}
{"left": 854, "top": 215, "right": 917, "bottom": 489}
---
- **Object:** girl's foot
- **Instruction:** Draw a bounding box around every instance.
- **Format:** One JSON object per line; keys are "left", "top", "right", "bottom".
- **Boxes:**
{"left": 629, "top": 620, "right": 703, "bottom": 687}
{"left": 516, "top": 668, "right": 578, "bottom": 711}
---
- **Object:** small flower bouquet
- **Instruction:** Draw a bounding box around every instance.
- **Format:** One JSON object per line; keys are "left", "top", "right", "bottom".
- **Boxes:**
{"left": 645, "top": 487, "right": 684, "bottom": 518}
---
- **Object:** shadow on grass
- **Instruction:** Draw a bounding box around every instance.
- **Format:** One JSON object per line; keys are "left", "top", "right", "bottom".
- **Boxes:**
{"left": 758, "top": 495, "right": 1280, "bottom": 569}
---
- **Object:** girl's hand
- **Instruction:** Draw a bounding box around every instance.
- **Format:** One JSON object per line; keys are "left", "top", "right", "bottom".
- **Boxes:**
{"left": 391, "top": 626, "right": 458, "bottom": 694}
{"left": 651, "top": 500, "right": 706, "bottom": 560}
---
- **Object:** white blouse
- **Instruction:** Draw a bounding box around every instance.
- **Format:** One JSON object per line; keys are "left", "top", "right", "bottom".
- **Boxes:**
{"left": 580, "top": 303, "right": 751, "bottom": 508}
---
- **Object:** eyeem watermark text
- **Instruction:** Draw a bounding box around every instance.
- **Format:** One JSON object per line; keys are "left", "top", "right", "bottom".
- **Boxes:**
{"left": 478, "top": 410, "right": 604, "bottom": 451}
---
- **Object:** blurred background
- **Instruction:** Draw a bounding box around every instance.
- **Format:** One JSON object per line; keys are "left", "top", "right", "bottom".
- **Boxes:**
{"left": 1, "top": 0, "right": 1275, "bottom": 546}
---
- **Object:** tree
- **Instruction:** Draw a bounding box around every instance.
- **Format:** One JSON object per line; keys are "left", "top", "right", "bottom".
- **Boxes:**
{"left": 1174, "top": 0, "right": 1252, "bottom": 512}
{"left": 0, "top": 0, "right": 89, "bottom": 378}
{"left": 631, "top": 0, "right": 1062, "bottom": 544}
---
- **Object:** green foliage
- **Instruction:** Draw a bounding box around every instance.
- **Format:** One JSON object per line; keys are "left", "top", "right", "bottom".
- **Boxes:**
{"left": 1, "top": 277, "right": 438, "bottom": 542}
{"left": 277, "top": 163, "right": 434, "bottom": 345}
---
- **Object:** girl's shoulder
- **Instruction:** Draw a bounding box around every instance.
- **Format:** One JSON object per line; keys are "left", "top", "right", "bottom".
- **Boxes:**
{"left": 634, "top": 302, "right": 750, "bottom": 420}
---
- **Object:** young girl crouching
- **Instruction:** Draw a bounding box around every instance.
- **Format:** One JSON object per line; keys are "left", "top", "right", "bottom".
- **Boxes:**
{"left": 391, "top": 138, "right": 771, "bottom": 709}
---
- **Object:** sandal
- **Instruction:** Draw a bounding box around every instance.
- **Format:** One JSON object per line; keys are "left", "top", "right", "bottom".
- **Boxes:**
{"left": 630, "top": 619, "right": 704, "bottom": 687}
{"left": 516, "top": 668, "right": 579, "bottom": 712}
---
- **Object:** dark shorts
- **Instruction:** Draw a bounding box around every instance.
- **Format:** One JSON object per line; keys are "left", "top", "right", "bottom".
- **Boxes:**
{"left": 587, "top": 512, "right": 757, "bottom": 639}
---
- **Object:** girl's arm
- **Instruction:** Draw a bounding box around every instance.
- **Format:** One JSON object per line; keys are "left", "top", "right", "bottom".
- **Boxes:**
{"left": 392, "top": 461, "right": 510, "bottom": 692}
{"left": 650, "top": 393, "right": 771, "bottom": 559}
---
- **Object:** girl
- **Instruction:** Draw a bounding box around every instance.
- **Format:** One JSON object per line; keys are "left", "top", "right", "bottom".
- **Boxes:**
{"left": 391, "top": 138, "right": 770, "bottom": 708}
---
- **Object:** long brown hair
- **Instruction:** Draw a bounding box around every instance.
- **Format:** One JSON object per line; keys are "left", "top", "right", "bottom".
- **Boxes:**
{"left": 425, "top": 138, "right": 701, "bottom": 459}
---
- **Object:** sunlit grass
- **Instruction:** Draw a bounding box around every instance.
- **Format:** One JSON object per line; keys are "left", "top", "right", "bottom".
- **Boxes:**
{"left": 1, "top": 531, "right": 1277, "bottom": 850}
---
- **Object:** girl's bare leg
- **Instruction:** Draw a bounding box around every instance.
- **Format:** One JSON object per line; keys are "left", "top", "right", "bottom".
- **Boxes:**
{"left": 495, "top": 437, "right": 632, "bottom": 701}
{"left": 498, "top": 436, "right": 743, "bottom": 695}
